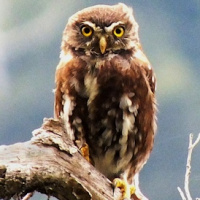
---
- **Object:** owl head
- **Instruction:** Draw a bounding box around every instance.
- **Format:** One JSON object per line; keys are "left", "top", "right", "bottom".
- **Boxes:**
{"left": 61, "top": 3, "right": 139, "bottom": 58}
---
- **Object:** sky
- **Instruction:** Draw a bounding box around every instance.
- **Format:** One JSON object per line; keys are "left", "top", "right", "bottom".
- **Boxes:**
{"left": 0, "top": 1, "right": 200, "bottom": 199}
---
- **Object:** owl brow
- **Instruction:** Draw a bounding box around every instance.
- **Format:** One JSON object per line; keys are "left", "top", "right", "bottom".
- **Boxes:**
{"left": 80, "top": 21, "right": 96, "bottom": 30}
{"left": 105, "top": 21, "right": 125, "bottom": 32}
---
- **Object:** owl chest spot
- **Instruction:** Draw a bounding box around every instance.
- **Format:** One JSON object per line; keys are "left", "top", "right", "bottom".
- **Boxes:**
{"left": 84, "top": 72, "right": 99, "bottom": 105}
{"left": 87, "top": 91, "right": 154, "bottom": 178}
{"left": 74, "top": 59, "right": 154, "bottom": 178}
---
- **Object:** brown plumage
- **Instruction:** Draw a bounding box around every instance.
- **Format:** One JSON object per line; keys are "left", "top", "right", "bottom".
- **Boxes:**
{"left": 54, "top": 3, "right": 157, "bottom": 199}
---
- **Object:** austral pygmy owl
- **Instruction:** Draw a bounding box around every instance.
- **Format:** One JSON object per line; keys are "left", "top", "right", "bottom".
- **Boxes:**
{"left": 54, "top": 3, "right": 157, "bottom": 200}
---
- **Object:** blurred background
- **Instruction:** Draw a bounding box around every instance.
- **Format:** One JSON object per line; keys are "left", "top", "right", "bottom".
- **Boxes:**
{"left": 0, "top": 0, "right": 200, "bottom": 199}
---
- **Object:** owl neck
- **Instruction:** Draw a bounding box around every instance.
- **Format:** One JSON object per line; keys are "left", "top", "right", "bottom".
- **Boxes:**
{"left": 67, "top": 46, "right": 134, "bottom": 60}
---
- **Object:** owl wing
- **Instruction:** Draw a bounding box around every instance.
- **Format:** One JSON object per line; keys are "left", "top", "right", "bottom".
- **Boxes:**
{"left": 54, "top": 60, "right": 66, "bottom": 119}
{"left": 133, "top": 47, "right": 156, "bottom": 94}
{"left": 54, "top": 80, "right": 63, "bottom": 119}
{"left": 54, "top": 55, "right": 88, "bottom": 119}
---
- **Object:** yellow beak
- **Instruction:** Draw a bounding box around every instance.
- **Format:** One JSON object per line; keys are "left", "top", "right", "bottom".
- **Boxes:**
{"left": 99, "top": 36, "right": 107, "bottom": 54}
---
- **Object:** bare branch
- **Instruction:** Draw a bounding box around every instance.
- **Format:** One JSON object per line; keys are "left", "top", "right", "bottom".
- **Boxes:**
{"left": 0, "top": 118, "right": 114, "bottom": 200}
{"left": 177, "top": 187, "right": 186, "bottom": 200}
{"left": 0, "top": 118, "right": 143, "bottom": 200}
{"left": 177, "top": 133, "right": 200, "bottom": 200}
{"left": 21, "top": 192, "right": 35, "bottom": 200}
{"left": 184, "top": 134, "right": 193, "bottom": 200}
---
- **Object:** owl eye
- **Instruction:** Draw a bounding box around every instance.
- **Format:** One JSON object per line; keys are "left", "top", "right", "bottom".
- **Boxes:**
{"left": 81, "top": 25, "right": 93, "bottom": 37}
{"left": 113, "top": 26, "right": 125, "bottom": 38}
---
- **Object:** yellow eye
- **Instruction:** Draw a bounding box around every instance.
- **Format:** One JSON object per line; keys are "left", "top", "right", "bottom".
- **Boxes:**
{"left": 113, "top": 26, "right": 125, "bottom": 38}
{"left": 81, "top": 25, "right": 93, "bottom": 37}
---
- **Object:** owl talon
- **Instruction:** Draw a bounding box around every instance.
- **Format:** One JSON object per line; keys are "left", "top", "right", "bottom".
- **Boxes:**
{"left": 80, "top": 143, "right": 91, "bottom": 162}
{"left": 113, "top": 178, "right": 135, "bottom": 200}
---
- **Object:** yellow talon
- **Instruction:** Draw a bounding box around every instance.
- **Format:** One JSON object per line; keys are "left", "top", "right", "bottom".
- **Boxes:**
{"left": 113, "top": 178, "right": 135, "bottom": 199}
{"left": 130, "top": 185, "right": 136, "bottom": 196}
{"left": 80, "top": 143, "right": 90, "bottom": 162}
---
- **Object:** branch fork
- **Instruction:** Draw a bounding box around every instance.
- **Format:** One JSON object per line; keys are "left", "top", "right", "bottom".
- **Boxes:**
{"left": 177, "top": 133, "right": 200, "bottom": 200}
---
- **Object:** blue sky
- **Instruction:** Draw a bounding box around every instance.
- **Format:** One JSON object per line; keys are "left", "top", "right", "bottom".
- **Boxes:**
{"left": 0, "top": 1, "right": 200, "bottom": 199}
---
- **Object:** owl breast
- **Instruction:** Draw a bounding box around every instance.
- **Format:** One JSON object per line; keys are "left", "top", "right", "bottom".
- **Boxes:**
{"left": 56, "top": 53, "right": 156, "bottom": 181}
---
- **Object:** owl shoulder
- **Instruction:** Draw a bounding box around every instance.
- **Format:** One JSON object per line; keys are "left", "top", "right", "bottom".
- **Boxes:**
{"left": 132, "top": 47, "right": 156, "bottom": 93}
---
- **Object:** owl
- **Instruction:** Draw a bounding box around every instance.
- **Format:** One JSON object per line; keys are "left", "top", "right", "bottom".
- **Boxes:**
{"left": 54, "top": 3, "right": 157, "bottom": 200}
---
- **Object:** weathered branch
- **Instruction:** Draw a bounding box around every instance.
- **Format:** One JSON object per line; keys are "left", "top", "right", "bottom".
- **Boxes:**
{"left": 0, "top": 118, "right": 115, "bottom": 200}
{"left": 0, "top": 118, "right": 145, "bottom": 200}
{"left": 177, "top": 133, "right": 200, "bottom": 200}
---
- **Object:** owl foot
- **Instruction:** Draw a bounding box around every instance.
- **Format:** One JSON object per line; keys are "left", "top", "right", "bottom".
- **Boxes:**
{"left": 113, "top": 178, "right": 135, "bottom": 200}
{"left": 80, "top": 143, "right": 90, "bottom": 162}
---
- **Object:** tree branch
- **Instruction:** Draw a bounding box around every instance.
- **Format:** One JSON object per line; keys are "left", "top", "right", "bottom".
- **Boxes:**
{"left": 0, "top": 118, "right": 146, "bottom": 200}
{"left": 0, "top": 118, "right": 115, "bottom": 200}
{"left": 177, "top": 133, "right": 200, "bottom": 200}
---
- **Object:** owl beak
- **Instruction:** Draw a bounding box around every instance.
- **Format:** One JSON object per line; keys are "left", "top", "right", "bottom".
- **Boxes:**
{"left": 99, "top": 36, "right": 107, "bottom": 54}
